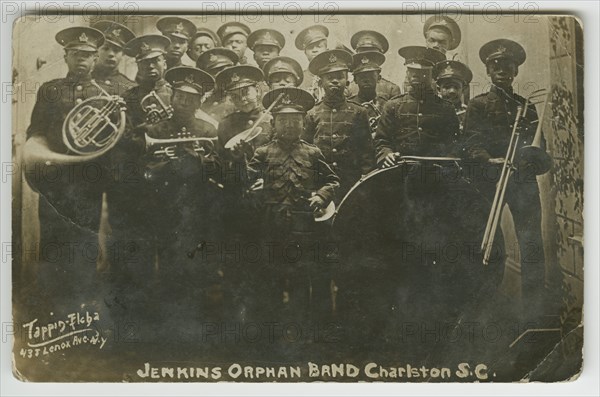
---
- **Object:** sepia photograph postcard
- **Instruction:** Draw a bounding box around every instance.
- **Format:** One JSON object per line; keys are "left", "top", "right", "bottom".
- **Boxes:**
{"left": 4, "top": 3, "right": 589, "bottom": 386}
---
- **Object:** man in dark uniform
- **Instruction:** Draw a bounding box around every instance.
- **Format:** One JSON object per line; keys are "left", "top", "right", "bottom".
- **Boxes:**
{"left": 463, "top": 39, "right": 547, "bottom": 314}
{"left": 137, "top": 66, "right": 222, "bottom": 316}
{"left": 423, "top": 15, "right": 461, "bottom": 55}
{"left": 104, "top": 34, "right": 173, "bottom": 295}
{"left": 91, "top": 20, "right": 136, "bottom": 97}
{"left": 295, "top": 25, "right": 329, "bottom": 101}
{"left": 433, "top": 59, "right": 473, "bottom": 136}
{"left": 121, "top": 35, "right": 173, "bottom": 127}
{"left": 216, "top": 65, "right": 272, "bottom": 154}
{"left": 347, "top": 30, "right": 401, "bottom": 100}
{"left": 217, "top": 22, "right": 252, "bottom": 65}
{"left": 23, "top": 26, "right": 106, "bottom": 303}
{"left": 247, "top": 87, "right": 340, "bottom": 323}
{"left": 302, "top": 49, "right": 374, "bottom": 199}
{"left": 214, "top": 65, "right": 272, "bottom": 322}
{"left": 197, "top": 47, "right": 239, "bottom": 123}
{"left": 187, "top": 27, "right": 221, "bottom": 63}
{"left": 348, "top": 51, "right": 388, "bottom": 136}
{"left": 375, "top": 46, "right": 457, "bottom": 168}
{"left": 247, "top": 29, "right": 286, "bottom": 97}
{"left": 156, "top": 16, "right": 196, "bottom": 68}
{"left": 262, "top": 56, "right": 304, "bottom": 89}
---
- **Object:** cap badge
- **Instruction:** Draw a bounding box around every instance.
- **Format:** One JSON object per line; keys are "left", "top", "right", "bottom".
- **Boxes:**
{"left": 112, "top": 28, "right": 121, "bottom": 38}
{"left": 328, "top": 54, "right": 337, "bottom": 63}
{"left": 209, "top": 54, "right": 218, "bottom": 62}
{"left": 79, "top": 33, "right": 89, "bottom": 43}
{"left": 231, "top": 73, "right": 240, "bottom": 82}
{"left": 444, "top": 64, "right": 454, "bottom": 74}
{"left": 281, "top": 94, "right": 292, "bottom": 105}
{"left": 497, "top": 44, "right": 507, "bottom": 53}
{"left": 184, "top": 74, "right": 196, "bottom": 84}
{"left": 361, "top": 57, "right": 370, "bottom": 64}
{"left": 175, "top": 22, "right": 184, "bottom": 33}
{"left": 140, "top": 42, "right": 151, "bottom": 53}
{"left": 272, "top": 61, "right": 285, "bottom": 71}
{"left": 263, "top": 31, "right": 273, "bottom": 41}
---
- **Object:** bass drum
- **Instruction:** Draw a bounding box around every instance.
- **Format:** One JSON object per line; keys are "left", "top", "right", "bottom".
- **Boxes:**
{"left": 332, "top": 159, "right": 505, "bottom": 323}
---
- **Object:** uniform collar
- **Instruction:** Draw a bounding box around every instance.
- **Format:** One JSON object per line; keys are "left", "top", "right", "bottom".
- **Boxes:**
{"left": 323, "top": 94, "right": 346, "bottom": 108}
{"left": 64, "top": 72, "right": 92, "bottom": 83}
{"left": 490, "top": 84, "right": 514, "bottom": 97}
{"left": 92, "top": 66, "right": 119, "bottom": 80}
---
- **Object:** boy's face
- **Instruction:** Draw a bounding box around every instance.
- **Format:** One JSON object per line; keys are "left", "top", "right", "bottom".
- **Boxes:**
{"left": 166, "top": 35, "right": 189, "bottom": 61}
{"left": 97, "top": 42, "right": 123, "bottom": 70}
{"left": 305, "top": 39, "right": 327, "bottom": 62}
{"left": 224, "top": 33, "right": 248, "bottom": 59}
{"left": 64, "top": 49, "right": 97, "bottom": 76}
{"left": 425, "top": 27, "right": 451, "bottom": 54}
{"left": 354, "top": 70, "right": 379, "bottom": 92}
{"left": 274, "top": 113, "right": 304, "bottom": 141}
{"left": 320, "top": 70, "right": 347, "bottom": 97}
{"left": 253, "top": 44, "right": 279, "bottom": 68}
{"left": 487, "top": 58, "right": 518, "bottom": 88}
{"left": 437, "top": 78, "right": 464, "bottom": 105}
{"left": 188, "top": 35, "right": 215, "bottom": 61}
{"left": 138, "top": 55, "right": 167, "bottom": 82}
{"left": 229, "top": 85, "right": 260, "bottom": 113}
{"left": 268, "top": 72, "right": 298, "bottom": 89}
{"left": 172, "top": 90, "right": 203, "bottom": 116}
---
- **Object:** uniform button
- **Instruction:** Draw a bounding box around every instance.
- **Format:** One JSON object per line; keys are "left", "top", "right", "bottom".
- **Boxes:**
{"left": 332, "top": 148, "right": 337, "bottom": 153}
{"left": 418, "top": 127, "right": 423, "bottom": 131}
{"left": 76, "top": 85, "right": 82, "bottom": 91}
{"left": 248, "top": 120, "right": 254, "bottom": 125}
{"left": 213, "top": 102, "right": 218, "bottom": 106}
{"left": 418, "top": 113, "right": 423, "bottom": 116}
{"left": 332, "top": 162, "right": 338, "bottom": 167}
{"left": 332, "top": 109, "right": 337, "bottom": 113}
{"left": 509, "top": 124, "right": 514, "bottom": 128}
{"left": 332, "top": 134, "right": 338, "bottom": 138}
{"left": 75, "top": 98, "right": 83, "bottom": 104}
{"left": 105, "top": 80, "right": 112, "bottom": 85}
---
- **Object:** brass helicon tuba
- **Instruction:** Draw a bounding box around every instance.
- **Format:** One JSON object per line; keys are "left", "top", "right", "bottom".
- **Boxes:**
{"left": 62, "top": 81, "right": 127, "bottom": 158}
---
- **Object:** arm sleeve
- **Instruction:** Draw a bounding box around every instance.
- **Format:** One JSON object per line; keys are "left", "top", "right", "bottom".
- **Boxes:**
{"left": 373, "top": 99, "right": 396, "bottom": 165}
{"left": 302, "top": 112, "right": 317, "bottom": 143}
{"left": 315, "top": 150, "right": 340, "bottom": 204}
{"left": 354, "top": 107, "right": 375, "bottom": 174}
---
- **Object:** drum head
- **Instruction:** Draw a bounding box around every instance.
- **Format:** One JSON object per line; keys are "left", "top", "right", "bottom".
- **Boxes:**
{"left": 332, "top": 161, "right": 505, "bottom": 314}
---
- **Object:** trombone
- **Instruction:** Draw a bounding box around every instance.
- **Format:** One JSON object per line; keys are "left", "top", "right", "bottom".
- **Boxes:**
{"left": 480, "top": 88, "right": 549, "bottom": 265}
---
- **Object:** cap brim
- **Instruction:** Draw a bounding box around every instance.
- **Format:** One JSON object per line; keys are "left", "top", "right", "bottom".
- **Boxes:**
{"left": 65, "top": 44, "right": 98, "bottom": 52}
{"left": 137, "top": 50, "right": 165, "bottom": 61}
{"left": 105, "top": 39, "right": 125, "bottom": 49}
{"left": 353, "top": 66, "right": 381, "bottom": 74}
{"left": 226, "top": 81, "right": 257, "bottom": 91}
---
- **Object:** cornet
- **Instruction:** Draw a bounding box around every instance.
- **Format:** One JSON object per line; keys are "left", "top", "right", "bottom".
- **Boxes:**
{"left": 145, "top": 133, "right": 217, "bottom": 159}
{"left": 141, "top": 90, "right": 174, "bottom": 124}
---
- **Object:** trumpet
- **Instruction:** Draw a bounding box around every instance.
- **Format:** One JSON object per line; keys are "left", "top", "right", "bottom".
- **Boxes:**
{"left": 480, "top": 88, "right": 548, "bottom": 265}
{"left": 145, "top": 133, "right": 217, "bottom": 159}
{"left": 141, "top": 90, "right": 174, "bottom": 124}
{"left": 62, "top": 80, "right": 126, "bottom": 158}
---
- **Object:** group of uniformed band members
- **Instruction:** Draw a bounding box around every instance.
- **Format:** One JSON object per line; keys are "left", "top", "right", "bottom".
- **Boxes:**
{"left": 25, "top": 16, "right": 547, "bottom": 323}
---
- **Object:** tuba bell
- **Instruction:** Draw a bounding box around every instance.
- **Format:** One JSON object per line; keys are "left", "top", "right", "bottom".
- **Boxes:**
{"left": 24, "top": 80, "right": 127, "bottom": 168}
{"left": 141, "top": 90, "right": 173, "bottom": 124}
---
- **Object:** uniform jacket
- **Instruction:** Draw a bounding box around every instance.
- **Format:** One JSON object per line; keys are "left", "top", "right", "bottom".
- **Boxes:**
{"left": 302, "top": 97, "right": 375, "bottom": 196}
{"left": 374, "top": 88, "right": 460, "bottom": 164}
{"left": 463, "top": 85, "right": 540, "bottom": 159}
